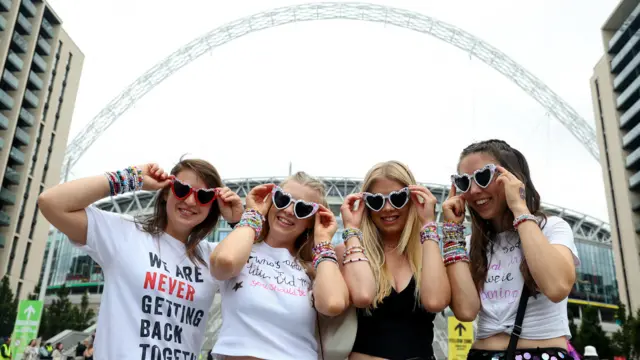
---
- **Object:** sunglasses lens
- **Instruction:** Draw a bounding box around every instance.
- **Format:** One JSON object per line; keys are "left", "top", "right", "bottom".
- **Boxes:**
{"left": 475, "top": 168, "right": 493, "bottom": 187}
{"left": 365, "top": 194, "right": 384, "bottom": 211}
{"left": 273, "top": 190, "right": 291, "bottom": 209}
{"left": 389, "top": 190, "right": 408, "bottom": 209}
{"left": 294, "top": 202, "right": 315, "bottom": 219}
{"left": 173, "top": 181, "right": 191, "bottom": 198}
{"left": 454, "top": 176, "right": 471, "bottom": 193}
{"left": 197, "top": 190, "right": 216, "bottom": 204}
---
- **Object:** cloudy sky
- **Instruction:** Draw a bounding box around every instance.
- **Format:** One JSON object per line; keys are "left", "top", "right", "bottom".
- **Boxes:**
{"left": 48, "top": 0, "right": 618, "bottom": 222}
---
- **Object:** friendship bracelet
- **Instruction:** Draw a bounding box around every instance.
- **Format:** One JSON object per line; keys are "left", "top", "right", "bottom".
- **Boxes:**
{"left": 236, "top": 209, "right": 264, "bottom": 241}
{"left": 342, "top": 257, "right": 369, "bottom": 266}
{"left": 442, "top": 221, "right": 465, "bottom": 242}
{"left": 105, "top": 166, "right": 145, "bottom": 196}
{"left": 341, "top": 228, "right": 363, "bottom": 243}
{"left": 420, "top": 222, "right": 440, "bottom": 244}
{"left": 513, "top": 214, "right": 537, "bottom": 229}
{"left": 343, "top": 245, "right": 365, "bottom": 259}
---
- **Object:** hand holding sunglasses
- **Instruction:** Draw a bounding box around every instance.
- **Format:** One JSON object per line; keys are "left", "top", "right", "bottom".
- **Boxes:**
{"left": 272, "top": 186, "right": 319, "bottom": 219}
{"left": 442, "top": 183, "right": 466, "bottom": 223}
{"left": 246, "top": 183, "right": 276, "bottom": 215}
{"left": 170, "top": 176, "right": 219, "bottom": 205}
{"left": 340, "top": 193, "right": 365, "bottom": 229}
{"left": 139, "top": 163, "right": 172, "bottom": 191}
{"left": 494, "top": 165, "right": 529, "bottom": 216}
{"left": 408, "top": 185, "right": 438, "bottom": 225}
{"left": 314, "top": 205, "right": 338, "bottom": 243}
{"left": 216, "top": 187, "right": 244, "bottom": 223}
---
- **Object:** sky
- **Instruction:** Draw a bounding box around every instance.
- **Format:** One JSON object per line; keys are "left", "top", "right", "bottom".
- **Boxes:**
{"left": 47, "top": 0, "right": 618, "bottom": 222}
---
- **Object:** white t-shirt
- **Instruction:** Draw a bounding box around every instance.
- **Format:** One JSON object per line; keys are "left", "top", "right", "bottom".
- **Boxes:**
{"left": 80, "top": 206, "right": 218, "bottom": 359}
{"left": 211, "top": 241, "right": 318, "bottom": 360}
{"left": 475, "top": 216, "right": 580, "bottom": 340}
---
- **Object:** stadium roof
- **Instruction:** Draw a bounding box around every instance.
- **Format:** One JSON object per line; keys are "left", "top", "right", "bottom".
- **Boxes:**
{"left": 93, "top": 176, "right": 611, "bottom": 245}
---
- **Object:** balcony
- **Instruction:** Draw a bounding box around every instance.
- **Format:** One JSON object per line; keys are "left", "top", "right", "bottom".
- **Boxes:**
{"left": 16, "top": 12, "right": 31, "bottom": 35}
{"left": 9, "top": 147, "right": 24, "bottom": 165}
{"left": 40, "top": 17, "right": 53, "bottom": 39}
{"left": 20, "top": 0, "right": 35, "bottom": 17}
{"left": 18, "top": 108, "right": 33, "bottom": 127}
{"left": 31, "top": 53, "right": 46, "bottom": 73}
{"left": 0, "top": 211, "right": 10, "bottom": 226}
{"left": 0, "top": 188, "right": 16, "bottom": 205}
{"left": 11, "top": 32, "right": 27, "bottom": 53}
{"left": 0, "top": 0, "right": 10, "bottom": 12}
{"left": 2, "top": 70, "right": 18, "bottom": 90}
{"left": 0, "top": 13, "right": 6, "bottom": 31}
{"left": 631, "top": 170, "right": 640, "bottom": 190}
{"left": 27, "top": 71, "right": 42, "bottom": 90}
{"left": 0, "top": 89, "right": 14, "bottom": 110}
{"left": 23, "top": 89, "right": 38, "bottom": 108}
{"left": 13, "top": 126, "right": 29, "bottom": 145}
{"left": 609, "top": 3, "right": 640, "bottom": 54}
{"left": 6, "top": 52, "right": 23, "bottom": 72}
{"left": 36, "top": 36, "right": 50, "bottom": 56}
{"left": 0, "top": 112, "right": 8, "bottom": 130}
{"left": 4, "top": 167, "right": 20, "bottom": 185}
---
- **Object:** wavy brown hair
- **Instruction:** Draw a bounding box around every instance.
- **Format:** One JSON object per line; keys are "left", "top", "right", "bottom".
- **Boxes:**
{"left": 458, "top": 139, "right": 546, "bottom": 294}
{"left": 258, "top": 171, "right": 328, "bottom": 283}
{"left": 136, "top": 158, "right": 223, "bottom": 267}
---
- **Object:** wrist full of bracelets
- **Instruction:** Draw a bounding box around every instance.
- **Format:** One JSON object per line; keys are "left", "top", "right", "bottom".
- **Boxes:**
{"left": 105, "top": 166, "right": 143, "bottom": 196}
{"left": 442, "top": 221, "right": 465, "bottom": 242}
{"left": 443, "top": 239, "right": 469, "bottom": 266}
{"left": 513, "top": 213, "right": 537, "bottom": 229}
{"left": 312, "top": 241, "right": 338, "bottom": 270}
{"left": 340, "top": 228, "right": 369, "bottom": 265}
{"left": 420, "top": 222, "right": 440, "bottom": 245}
{"left": 342, "top": 228, "right": 363, "bottom": 243}
{"left": 236, "top": 209, "right": 265, "bottom": 241}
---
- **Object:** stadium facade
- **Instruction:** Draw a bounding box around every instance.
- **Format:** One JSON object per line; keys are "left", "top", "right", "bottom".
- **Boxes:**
{"left": 42, "top": 176, "right": 622, "bottom": 348}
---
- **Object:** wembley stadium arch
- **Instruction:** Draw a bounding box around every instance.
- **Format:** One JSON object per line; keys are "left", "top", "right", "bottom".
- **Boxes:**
{"left": 60, "top": 2, "right": 600, "bottom": 180}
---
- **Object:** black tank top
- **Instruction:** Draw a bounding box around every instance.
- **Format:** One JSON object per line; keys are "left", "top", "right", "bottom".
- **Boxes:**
{"left": 351, "top": 277, "right": 436, "bottom": 360}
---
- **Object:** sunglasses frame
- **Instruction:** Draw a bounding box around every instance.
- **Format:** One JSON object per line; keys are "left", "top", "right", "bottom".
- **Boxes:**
{"left": 451, "top": 163, "right": 498, "bottom": 194}
{"left": 169, "top": 176, "right": 218, "bottom": 206}
{"left": 362, "top": 187, "right": 411, "bottom": 212}
{"left": 271, "top": 186, "right": 320, "bottom": 219}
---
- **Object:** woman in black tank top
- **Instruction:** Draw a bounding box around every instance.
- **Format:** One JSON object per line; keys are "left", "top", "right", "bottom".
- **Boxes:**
{"left": 336, "top": 161, "right": 451, "bottom": 360}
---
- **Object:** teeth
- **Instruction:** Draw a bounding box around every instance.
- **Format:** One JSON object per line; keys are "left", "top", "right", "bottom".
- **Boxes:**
{"left": 382, "top": 216, "right": 399, "bottom": 221}
{"left": 278, "top": 216, "right": 294, "bottom": 226}
{"left": 179, "top": 208, "right": 196, "bottom": 215}
{"left": 476, "top": 199, "right": 489, "bottom": 205}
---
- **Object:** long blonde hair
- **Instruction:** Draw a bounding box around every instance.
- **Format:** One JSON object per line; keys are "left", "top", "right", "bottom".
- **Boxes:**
{"left": 360, "top": 160, "right": 422, "bottom": 308}
{"left": 259, "top": 171, "right": 328, "bottom": 283}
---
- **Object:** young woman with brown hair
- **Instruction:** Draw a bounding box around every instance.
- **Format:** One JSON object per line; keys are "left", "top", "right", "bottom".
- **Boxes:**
{"left": 443, "top": 139, "right": 580, "bottom": 360}
{"left": 38, "top": 159, "right": 243, "bottom": 360}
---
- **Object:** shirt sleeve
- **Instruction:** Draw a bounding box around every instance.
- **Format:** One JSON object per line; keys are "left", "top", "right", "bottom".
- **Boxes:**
{"left": 542, "top": 216, "right": 580, "bottom": 266}
{"left": 81, "top": 206, "right": 136, "bottom": 269}
{"left": 204, "top": 241, "right": 223, "bottom": 287}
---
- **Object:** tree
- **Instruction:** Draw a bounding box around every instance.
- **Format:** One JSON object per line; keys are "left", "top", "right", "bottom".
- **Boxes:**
{"left": 71, "top": 291, "right": 95, "bottom": 330}
{"left": 0, "top": 276, "right": 18, "bottom": 337}
{"left": 38, "top": 285, "right": 75, "bottom": 340}
{"left": 611, "top": 303, "right": 633, "bottom": 359}
{"left": 576, "top": 305, "right": 612, "bottom": 359}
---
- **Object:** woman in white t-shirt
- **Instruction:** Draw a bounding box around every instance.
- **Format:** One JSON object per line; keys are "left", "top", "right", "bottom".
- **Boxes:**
{"left": 38, "top": 159, "right": 244, "bottom": 359}
{"left": 443, "top": 139, "right": 580, "bottom": 360}
{"left": 209, "top": 171, "right": 350, "bottom": 360}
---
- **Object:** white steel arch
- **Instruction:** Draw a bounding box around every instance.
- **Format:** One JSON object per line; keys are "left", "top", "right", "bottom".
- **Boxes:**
{"left": 60, "top": 2, "right": 599, "bottom": 179}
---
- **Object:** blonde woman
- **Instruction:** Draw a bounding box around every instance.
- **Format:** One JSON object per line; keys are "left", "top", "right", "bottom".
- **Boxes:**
{"left": 338, "top": 160, "right": 451, "bottom": 360}
{"left": 210, "top": 172, "right": 350, "bottom": 360}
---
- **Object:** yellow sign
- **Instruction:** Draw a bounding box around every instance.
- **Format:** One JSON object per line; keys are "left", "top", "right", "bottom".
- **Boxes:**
{"left": 448, "top": 316, "right": 474, "bottom": 360}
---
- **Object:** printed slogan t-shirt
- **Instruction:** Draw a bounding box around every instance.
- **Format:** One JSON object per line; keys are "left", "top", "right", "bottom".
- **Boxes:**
{"left": 475, "top": 216, "right": 580, "bottom": 340}
{"left": 80, "top": 206, "right": 218, "bottom": 360}
{"left": 211, "top": 241, "right": 318, "bottom": 360}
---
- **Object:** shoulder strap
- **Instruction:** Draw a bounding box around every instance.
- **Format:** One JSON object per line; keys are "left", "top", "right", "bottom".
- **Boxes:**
{"left": 506, "top": 285, "right": 530, "bottom": 360}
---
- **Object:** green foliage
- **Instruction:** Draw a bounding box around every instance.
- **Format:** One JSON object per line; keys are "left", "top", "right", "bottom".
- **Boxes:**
{"left": 38, "top": 286, "right": 96, "bottom": 340}
{"left": 0, "top": 276, "right": 18, "bottom": 337}
{"left": 573, "top": 305, "right": 613, "bottom": 359}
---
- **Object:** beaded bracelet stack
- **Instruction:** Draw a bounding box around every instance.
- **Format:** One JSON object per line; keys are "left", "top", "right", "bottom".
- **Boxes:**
{"left": 312, "top": 241, "right": 338, "bottom": 269}
{"left": 513, "top": 214, "right": 537, "bottom": 229}
{"left": 105, "top": 166, "right": 143, "bottom": 196}
{"left": 236, "top": 209, "right": 265, "bottom": 241}
{"left": 341, "top": 228, "right": 369, "bottom": 266}
{"left": 442, "top": 221, "right": 469, "bottom": 266}
{"left": 420, "top": 222, "right": 440, "bottom": 244}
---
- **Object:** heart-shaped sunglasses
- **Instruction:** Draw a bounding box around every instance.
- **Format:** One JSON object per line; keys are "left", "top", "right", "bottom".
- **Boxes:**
{"left": 362, "top": 187, "right": 410, "bottom": 212}
{"left": 169, "top": 176, "right": 218, "bottom": 205}
{"left": 271, "top": 186, "right": 319, "bottom": 219}
{"left": 451, "top": 164, "right": 497, "bottom": 193}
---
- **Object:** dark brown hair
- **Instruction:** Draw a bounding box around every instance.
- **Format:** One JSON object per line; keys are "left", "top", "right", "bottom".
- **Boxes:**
{"left": 458, "top": 139, "right": 546, "bottom": 294}
{"left": 136, "top": 158, "right": 223, "bottom": 267}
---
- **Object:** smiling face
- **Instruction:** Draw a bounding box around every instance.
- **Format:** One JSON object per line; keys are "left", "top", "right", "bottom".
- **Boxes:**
{"left": 267, "top": 180, "right": 322, "bottom": 243}
{"left": 458, "top": 152, "right": 508, "bottom": 221}
{"left": 367, "top": 177, "right": 410, "bottom": 237}
{"left": 164, "top": 169, "right": 213, "bottom": 238}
